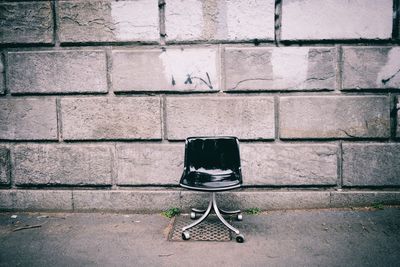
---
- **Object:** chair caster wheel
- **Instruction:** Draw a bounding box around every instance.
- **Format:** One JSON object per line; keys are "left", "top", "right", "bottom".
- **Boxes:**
{"left": 237, "top": 213, "right": 243, "bottom": 221}
{"left": 182, "top": 231, "right": 190, "bottom": 240}
{"left": 190, "top": 212, "right": 196, "bottom": 219}
{"left": 236, "top": 234, "right": 244, "bottom": 243}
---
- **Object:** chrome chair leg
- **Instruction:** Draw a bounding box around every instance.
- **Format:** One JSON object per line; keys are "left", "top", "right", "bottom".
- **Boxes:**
{"left": 182, "top": 194, "right": 213, "bottom": 232}
{"left": 212, "top": 193, "right": 240, "bottom": 235}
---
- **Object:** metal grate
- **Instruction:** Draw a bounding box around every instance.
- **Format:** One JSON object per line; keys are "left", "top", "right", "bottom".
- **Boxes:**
{"left": 169, "top": 215, "right": 232, "bottom": 241}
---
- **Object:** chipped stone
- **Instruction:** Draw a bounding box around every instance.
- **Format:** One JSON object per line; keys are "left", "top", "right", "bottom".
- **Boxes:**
{"left": 224, "top": 47, "right": 336, "bottom": 91}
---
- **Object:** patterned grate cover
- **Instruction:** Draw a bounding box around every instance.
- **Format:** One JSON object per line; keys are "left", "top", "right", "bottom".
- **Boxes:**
{"left": 169, "top": 215, "right": 232, "bottom": 242}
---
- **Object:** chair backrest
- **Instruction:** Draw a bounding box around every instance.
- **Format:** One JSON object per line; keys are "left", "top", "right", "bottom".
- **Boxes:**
{"left": 183, "top": 137, "right": 241, "bottom": 175}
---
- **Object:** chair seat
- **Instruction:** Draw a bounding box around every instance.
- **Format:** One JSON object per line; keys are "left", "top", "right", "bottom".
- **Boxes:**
{"left": 180, "top": 169, "right": 241, "bottom": 192}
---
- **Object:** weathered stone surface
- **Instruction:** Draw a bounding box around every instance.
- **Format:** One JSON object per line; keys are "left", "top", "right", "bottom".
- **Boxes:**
{"left": 166, "top": 96, "right": 275, "bottom": 140}
{"left": 342, "top": 47, "right": 400, "bottom": 89}
{"left": 13, "top": 144, "right": 113, "bottom": 186}
{"left": 281, "top": 0, "right": 392, "bottom": 40}
{"left": 342, "top": 143, "right": 400, "bottom": 186}
{"left": 117, "top": 144, "right": 184, "bottom": 185}
{"left": 112, "top": 48, "right": 219, "bottom": 92}
{"left": 280, "top": 96, "right": 390, "bottom": 139}
{"left": 0, "top": 99, "right": 57, "bottom": 140}
{"left": 0, "top": 2, "right": 53, "bottom": 44}
{"left": 73, "top": 190, "right": 181, "bottom": 212}
{"left": 0, "top": 190, "right": 73, "bottom": 211}
{"left": 0, "top": 56, "right": 4, "bottom": 95}
{"left": 58, "top": 0, "right": 159, "bottom": 43}
{"left": 180, "top": 191, "right": 331, "bottom": 210}
{"left": 397, "top": 97, "right": 400, "bottom": 137}
{"left": 330, "top": 191, "right": 400, "bottom": 208}
{"left": 224, "top": 47, "right": 336, "bottom": 91}
{"left": 2, "top": 189, "right": 400, "bottom": 211}
{"left": 165, "top": 0, "right": 274, "bottom": 42}
{"left": 8, "top": 51, "right": 107, "bottom": 94}
{"left": 241, "top": 144, "right": 338, "bottom": 185}
{"left": 0, "top": 147, "right": 10, "bottom": 185}
{"left": 61, "top": 97, "right": 161, "bottom": 140}
{"left": 0, "top": 190, "right": 13, "bottom": 210}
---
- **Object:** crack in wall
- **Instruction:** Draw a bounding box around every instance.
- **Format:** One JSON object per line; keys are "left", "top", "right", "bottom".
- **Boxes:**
{"left": 230, "top": 78, "right": 274, "bottom": 90}
{"left": 381, "top": 67, "right": 400, "bottom": 85}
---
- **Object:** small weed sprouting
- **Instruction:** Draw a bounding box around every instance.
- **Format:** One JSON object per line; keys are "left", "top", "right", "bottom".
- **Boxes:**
{"left": 245, "top": 208, "right": 261, "bottom": 215}
{"left": 161, "top": 207, "right": 181, "bottom": 218}
{"left": 372, "top": 203, "right": 384, "bottom": 210}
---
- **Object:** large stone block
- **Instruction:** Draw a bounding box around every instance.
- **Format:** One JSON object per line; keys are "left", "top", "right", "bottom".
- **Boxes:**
{"left": 0, "top": 147, "right": 10, "bottom": 185}
{"left": 165, "top": 0, "right": 274, "bottom": 42}
{"left": 241, "top": 144, "right": 338, "bottom": 185}
{"left": 117, "top": 143, "right": 184, "bottom": 185}
{"left": 7, "top": 51, "right": 107, "bottom": 94}
{"left": 112, "top": 48, "right": 219, "bottom": 92}
{"left": 180, "top": 191, "right": 332, "bottom": 210}
{"left": 342, "top": 47, "right": 400, "bottom": 90}
{"left": 0, "top": 190, "right": 73, "bottom": 211}
{"left": 0, "top": 190, "right": 14, "bottom": 210}
{"left": 61, "top": 97, "right": 161, "bottom": 140}
{"left": 281, "top": 0, "right": 392, "bottom": 40}
{"left": 224, "top": 47, "right": 336, "bottom": 91}
{"left": 280, "top": 96, "right": 390, "bottom": 139}
{"left": 0, "top": 99, "right": 57, "bottom": 140}
{"left": 397, "top": 97, "right": 400, "bottom": 137}
{"left": 0, "top": 2, "right": 53, "bottom": 44}
{"left": 166, "top": 96, "right": 275, "bottom": 140}
{"left": 0, "top": 55, "right": 4, "bottom": 95}
{"left": 330, "top": 191, "right": 400, "bottom": 208}
{"left": 342, "top": 143, "right": 400, "bottom": 186}
{"left": 58, "top": 0, "right": 159, "bottom": 43}
{"left": 73, "top": 190, "right": 181, "bottom": 212}
{"left": 13, "top": 144, "right": 113, "bottom": 186}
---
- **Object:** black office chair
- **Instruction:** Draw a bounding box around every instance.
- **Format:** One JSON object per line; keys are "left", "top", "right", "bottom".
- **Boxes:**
{"left": 180, "top": 136, "right": 244, "bottom": 243}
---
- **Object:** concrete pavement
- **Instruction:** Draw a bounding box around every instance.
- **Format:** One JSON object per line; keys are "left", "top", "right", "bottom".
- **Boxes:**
{"left": 0, "top": 207, "right": 399, "bottom": 267}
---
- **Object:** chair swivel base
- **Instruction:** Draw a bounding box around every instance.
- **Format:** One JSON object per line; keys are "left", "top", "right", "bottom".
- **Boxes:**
{"left": 181, "top": 192, "right": 245, "bottom": 243}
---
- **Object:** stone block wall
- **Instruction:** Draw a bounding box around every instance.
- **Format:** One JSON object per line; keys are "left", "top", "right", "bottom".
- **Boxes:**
{"left": 0, "top": 0, "right": 400, "bottom": 212}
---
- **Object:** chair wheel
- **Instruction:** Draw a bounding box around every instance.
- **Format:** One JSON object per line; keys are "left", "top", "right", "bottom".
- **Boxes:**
{"left": 182, "top": 231, "right": 190, "bottom": 240}
{"left": 190, "top": 212, "right": 196, "bottom": 219}
{"left": 237, "top": 213, "right": 243, "bottom": 221}
{"left": 236, "top": 234, "right": 244, "bottom": 243}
